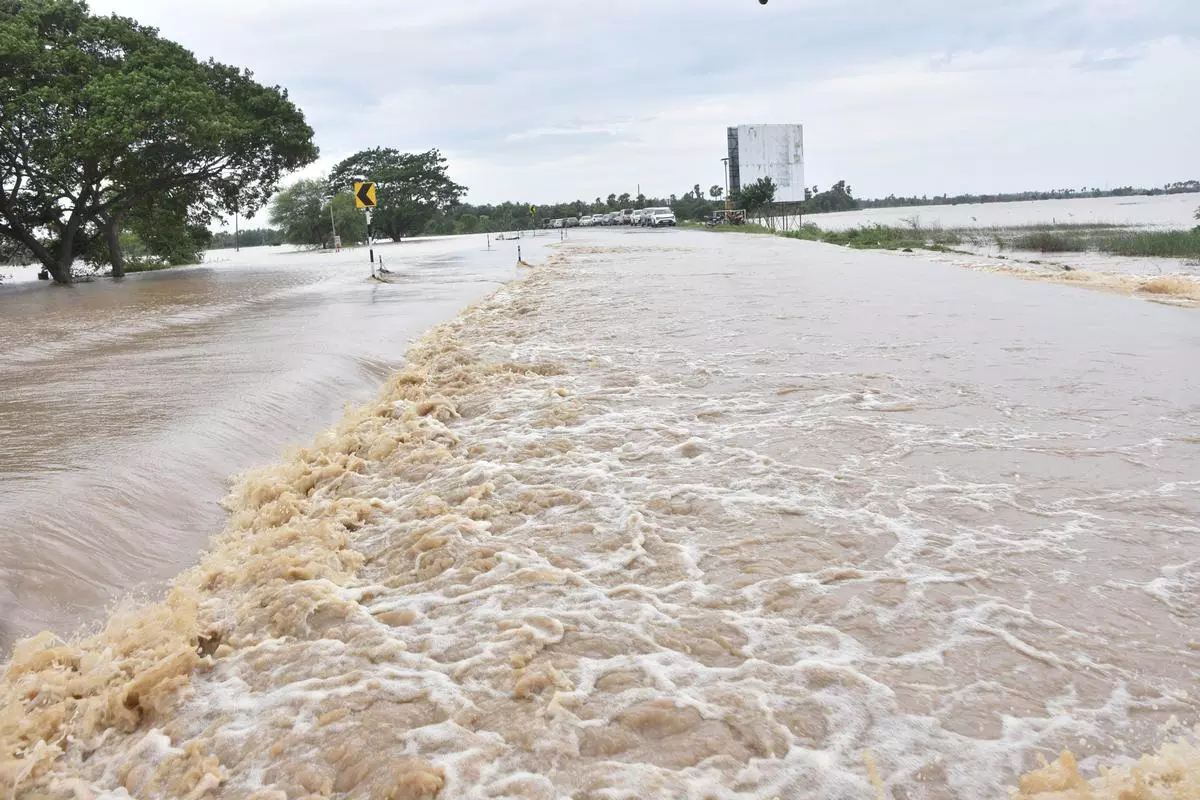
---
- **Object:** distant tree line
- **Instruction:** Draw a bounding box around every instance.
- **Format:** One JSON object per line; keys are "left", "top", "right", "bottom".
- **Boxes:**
{"left": 412, "top": 179, "right": 858, "bottom": 234}
{"left": 858, "top": 180, "right": 1200, "bottom": 209}
{"left": 209, "top": 229, "right": 284, "bottom": 249}
{"left": 416, "top": 177, "right": 1200, "bottom": 236}
{"left": 200, "top": 174, "right": 1200, "bottom": 253}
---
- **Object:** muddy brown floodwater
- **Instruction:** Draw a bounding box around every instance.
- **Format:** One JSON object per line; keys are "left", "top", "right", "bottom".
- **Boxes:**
{"left": 1, "top": 229, "right": 1197, "bottom": 798}
{"left": 0, "top": 238, "right": 531, "bottom": 652}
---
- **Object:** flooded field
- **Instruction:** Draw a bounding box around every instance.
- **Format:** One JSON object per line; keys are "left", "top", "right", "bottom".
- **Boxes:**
{"left": 804, "top": 192, "right": 1200, "bottom": 232}
{"left": 2, "top": 228, "right": 1196, "bottom": 798}
{"left": 0, "top": 236, "right": 537, "bottom": 652}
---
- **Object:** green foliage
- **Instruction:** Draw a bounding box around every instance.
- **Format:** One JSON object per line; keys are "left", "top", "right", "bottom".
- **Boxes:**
{"left": 269, "top": 181, "right": 366, "bottom": 247}
{"left": 328, "top": 148, "right": 466, "bottom": 242}
{"left": 1011, "top": 231, "right": 1086, "bottom": 253}
{"left": 784, "top": 223, "right": 958, "bottom": 250}
{"left": 455, "top": 213, "right": 480, "bottom": 234}
{"left": 209, "top": 228, "right": 283, "bottom": 249}
{"left": 269, "top": 179, "right": 325, "bottom": 246}
{"left": 735, "top": 177, "right": 777, "bottom": 217}
{"left": 328, "top": 193, "right": 368, "bottom": 245}
{"left": 804, "top": 180, "right": 857, "bottom": 213}
{"left": 0, "top": 0, "right": 317, "bottom": 283}
{"left": 1093, "top": 229, "right": 1200, "bottom": 258}
{"left": 1009, "top": 228, "right": 1200, "bottom": 258}
{"left": 683, "top": 221, "right": 773, "bottom": 234}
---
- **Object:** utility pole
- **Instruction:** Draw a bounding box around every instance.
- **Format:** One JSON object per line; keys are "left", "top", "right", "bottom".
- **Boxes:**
{"left": 328, "top": 199, "right": 338, "bottom": 251}
{"left": 721, "top": 158, "right": 732, "bottom": 212}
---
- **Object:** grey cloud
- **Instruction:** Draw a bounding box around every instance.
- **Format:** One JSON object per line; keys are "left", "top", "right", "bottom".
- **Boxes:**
{"left": 91, "top": 0, "right": 1199, "bottom": 202}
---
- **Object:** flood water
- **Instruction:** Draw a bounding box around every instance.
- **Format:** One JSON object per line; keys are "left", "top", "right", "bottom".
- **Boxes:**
{"left": 803, "top": 192, "right": 1200, "bottom": 231}
{"left": 0, "top": 235, "right": 537, "bottom": 652}
{"left": 1, "top": 228, "right": 1197, "bottom": 798}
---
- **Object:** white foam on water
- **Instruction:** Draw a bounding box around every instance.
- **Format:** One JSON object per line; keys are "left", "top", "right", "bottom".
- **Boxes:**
{"left": 2, "top": 233, "right": 1197, "bottom": 798}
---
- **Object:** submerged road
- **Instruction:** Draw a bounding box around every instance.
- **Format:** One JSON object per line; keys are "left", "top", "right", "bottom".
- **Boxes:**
{"left": 0, "top": 235, "right": 544, "bottom": 652}
{"left": 1, "top": 227, "right": 1196, "bottom": 797}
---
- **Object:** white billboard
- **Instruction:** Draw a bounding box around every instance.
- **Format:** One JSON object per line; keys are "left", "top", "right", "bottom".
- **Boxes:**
{"left": 730, "top": 124, "right": 805, "bottom": 204}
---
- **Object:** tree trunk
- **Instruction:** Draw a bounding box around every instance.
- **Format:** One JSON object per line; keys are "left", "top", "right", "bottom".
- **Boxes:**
{"left": 50, "top": 206, "right": 89, "bottom": 285}
{"left": 49, "top": 251, "right": 74, "bottom": 284}
{"left": 103, "top": 213, "right": 125, "bottom": 278}
{"left": 1, "top": 224, "right": 70, "bottom": 284}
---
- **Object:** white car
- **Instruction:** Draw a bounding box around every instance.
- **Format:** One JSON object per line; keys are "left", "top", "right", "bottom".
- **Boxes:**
{"left": 645, "top": 207, "right": 677, "bottom": 227}
{"left": 580, "top": 215, "right": 594, "bottom": 227}
{"left": 618, "top": 209, "right": 633, "bottom": 225}
{"left": 630, "top": 209, "right": 647, "bottom": 226}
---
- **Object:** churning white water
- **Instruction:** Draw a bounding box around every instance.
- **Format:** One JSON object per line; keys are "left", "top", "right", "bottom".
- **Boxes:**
{"left": 2, "top": 229, "right": 1197, "bottom": 798}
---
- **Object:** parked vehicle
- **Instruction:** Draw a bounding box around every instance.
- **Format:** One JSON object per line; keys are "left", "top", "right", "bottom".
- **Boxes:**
{"left": 645, "top": 207, "right": 677, "bottom": 227}
{"left": 618, "top": 209, "right": 633, "bottom": 225}
{"left": 630, "top": 209, "right": 646, "bottom": 226}
{"left": 564, "top": 217, "right": 579, "bottom": 228}
{"left": 580, "top": 215, "right": 594, "bottom": 227}
{"left": 549, "top": 218, "right": 563, "bottom": 228}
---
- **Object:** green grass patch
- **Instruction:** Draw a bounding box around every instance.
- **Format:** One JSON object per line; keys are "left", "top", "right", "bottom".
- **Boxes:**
{"left": 1003, "top": 228, "right": 1200, "bottom": 258}
{"left": 681, "top": 221, "right": 774, "bottom": 234}
{"left": 1092, "top": 229, "right": 1200, "bottom": 258}
{"left": 783, "top": 223, "right": 962, "bottom": 250}
{"left": 123, "top": 261, "right": 180, "bottom": 273}
{"left": 1011, "top": 231, "right": 1088, "bottom": 252}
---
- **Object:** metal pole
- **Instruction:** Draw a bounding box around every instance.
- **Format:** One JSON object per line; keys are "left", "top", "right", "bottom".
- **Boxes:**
{"left": 367, "top": 209, "right": 374, "bottom": 264}
{"left": 722, "top": 158, "right": 731, "bottom": 212}
{"left": 329, "top": 200, "right": 338, "bottom": 250}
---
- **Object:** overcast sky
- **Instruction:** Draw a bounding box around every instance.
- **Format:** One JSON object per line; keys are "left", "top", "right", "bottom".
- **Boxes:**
{"left": 90, "top": 0, "right": 1199, "bottom": 205}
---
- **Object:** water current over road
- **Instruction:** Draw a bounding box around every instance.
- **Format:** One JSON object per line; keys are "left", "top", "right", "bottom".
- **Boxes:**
{"left": 1, "top": 229, "right": 1196, "bottom": 798}
{"left": 0, "top": 237, "right": 534, "bottom": 652}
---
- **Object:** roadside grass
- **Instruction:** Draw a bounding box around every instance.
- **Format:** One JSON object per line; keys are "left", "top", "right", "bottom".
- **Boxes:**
{"left": 783, "top": 223, "right": 962, "bottom": 251}
{"left": 681, "top": 221, "right": 774, "bottom": 234}
{"left": 123, "top": 261, "right": 179, "bottom": 273}
{"left": 1095, "top": 229, "right": 1200, "bottom": 258}
{"left": 1005, "top": 228, "right": 1200, "bottom": 258}
{"left": 1010, "top": 231, "right": 1088, "bottom": 252}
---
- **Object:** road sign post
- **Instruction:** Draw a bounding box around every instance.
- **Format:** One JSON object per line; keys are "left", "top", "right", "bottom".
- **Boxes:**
{"left": 365, "top": 209, "right": 374, "bottom": 270}
{"left": 529, "top": 205, "right": 537, "bottom": 236}
{"left": 354, "top": 182, "right": 378, "bottom": 267}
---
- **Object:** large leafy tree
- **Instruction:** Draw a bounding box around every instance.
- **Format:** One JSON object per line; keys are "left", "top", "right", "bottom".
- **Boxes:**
{"left": 0, "top": 0, "right": 318, "bottom": 283}
{"left": 329, "top": 148, "right": 466, "bottom": 242}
